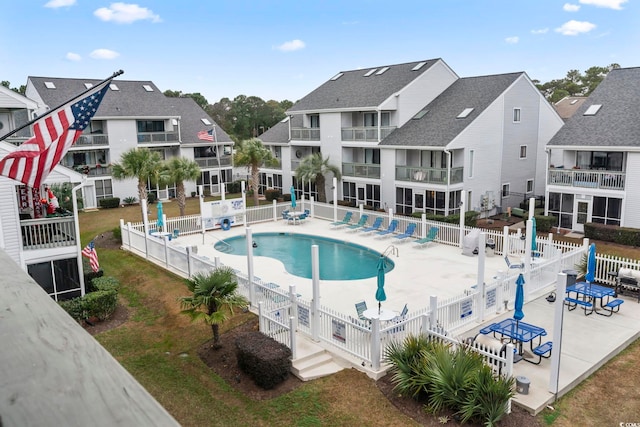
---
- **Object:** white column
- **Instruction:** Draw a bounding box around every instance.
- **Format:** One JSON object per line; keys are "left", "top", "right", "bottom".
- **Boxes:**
{"left": 459, "top": 190, "right": 466, "bottom": 248}
{"left": 311, "top": 245, "right": 321, "bottom": 342}
{"left": 503, "top": 225, "right": 510, "bottom": 256}
{"left": 198, "top": 185, "right": 206, "bottom": 244}
{"left": 477, "top": 233, "right": 486, "bottom": 322}
{"left": 549, "top": 273, "right": 568, "bottom": 396}
{"left": 371, "top": 318, "right": 381, "bottom": 371}
{"left": 241, "top": 180, "right": 247, "bottom": 227}
{"left": 528, "top": 197, "right": 535, "bottom": 220}
{"left": 246, "top": 227, "right": 255, "bottom": 307}
{"left": 421, "top": 213, "right": 427, "bottom": 239}
{"left": 332, "top": 177, "right": 338, "bottom": 223}
{"left": 524, "top": 219, "right": 533, "bottom": 292}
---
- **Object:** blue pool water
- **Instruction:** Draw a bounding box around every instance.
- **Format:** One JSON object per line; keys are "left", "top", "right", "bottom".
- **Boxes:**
{"left": 214, "top": 232, "right": 394, "bottom": 280}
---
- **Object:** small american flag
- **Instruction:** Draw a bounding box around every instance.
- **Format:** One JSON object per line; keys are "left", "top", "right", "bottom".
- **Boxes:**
{"left": 0, "top": 80, "right": 111, "bottom": 189}
{"left": 197, "top": 128, "right": 215, "bottom": 141}
{"left": 81, "top": 240, "right": 100, "bottom": 273}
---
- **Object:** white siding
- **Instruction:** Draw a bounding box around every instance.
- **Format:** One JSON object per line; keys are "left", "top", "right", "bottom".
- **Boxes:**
{"left": 0, "top": 178, "right": 23, "bottom": 266}
{"left": 319, "top": 112, "right": 343, "bottom": 199}
{"left": 623, "top": 152, "right": 640, "bottom": 229}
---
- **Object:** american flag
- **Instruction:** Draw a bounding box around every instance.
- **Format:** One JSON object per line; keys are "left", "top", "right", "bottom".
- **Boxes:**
{"left": 0, "top": 80, "right": 111, "bottom": 189}
{"left": 197, "top": 128, "right": 215, "bottom": 141}
{"left": 81, "top": 240, "right": 100, "bottom": 273}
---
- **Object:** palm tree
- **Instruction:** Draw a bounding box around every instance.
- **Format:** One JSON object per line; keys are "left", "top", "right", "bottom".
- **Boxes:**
{"left": 178, "top": 267, "right": 248, "bottom": 347}
{"left": 164, "top": 157, "right": 201, "bottom": 216}
{"left": 295, "top": 152, "right": 341, "bottom": 203}
{"left": 233, "top": 137, "right": 279, "bottom": 206}
{"left": 111, "top": 148, "right": 162, "bottom": 205}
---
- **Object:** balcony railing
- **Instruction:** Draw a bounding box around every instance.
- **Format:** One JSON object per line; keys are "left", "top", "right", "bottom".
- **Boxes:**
{"left": 396, "top": 166, "right": 464, "bottom": 184}
{"left": 4, "top": 136, "right": 29, "bottom": 147}
{"left": 137, "top": 132, "right": 179, "bottom": 144}
{"left": 290, "top": 128, "right": 320, "bottom": 141}
{"left": 195, "top": 157, "right": 233, "bottom": 168}
{"left": 342, "top": 162, "right": 381, "bottom": 179}
{"left": 341, "top": 126, "right": 396, "bottom": 142}
{"left": 75, "top": 134, "right": 109, "bottom": 146}
{"left": 20, "top": 216, "right": 77, "bottom": 250}
{"left": 548, "top": 169, "right": 625, "bottom": 190}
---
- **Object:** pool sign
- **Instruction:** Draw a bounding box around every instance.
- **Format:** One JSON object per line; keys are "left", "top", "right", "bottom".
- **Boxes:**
{"left": 486, "top": 288, "right": 497, "bottom": 309}
{"left": 332, "top": 319, "right": 346, "bottom": 343}
{"left": 202, "top": 198, "right": 245, "bottom": 230}
{"left": 460, "top": 298, "right": 473, "bottom": 319}
{"left": 298, "top": 306, "right": 309, "bottom": 327}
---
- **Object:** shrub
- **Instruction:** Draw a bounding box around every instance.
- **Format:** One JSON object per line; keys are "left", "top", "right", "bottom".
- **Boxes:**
{"left": 584, "top": 222, "right": 640, "bottom": 247}
{"left": 264, "top": 188, "right": 281, "bottom": 201}
{"left": 384, "top": 334, "right": 436, "bottom": 399}
{"left": 411, "top": 210, "right": 479, "bottom": 227}
{"left": 83, "top": 289, "right": 118, "bottom": 321}
{"left": 99, "top": 197, "right": 120, "bottom": 209}
{"left": 533, "top": 215, "right": 555, "bottom": 233}
{"left": 338, "top": 200, "right": 356, "bottom": 207}
{"left": 235, "top": 331, "right": 292, "bottom": 389}
{"left": 84, "top": 269, "right": 104, "bottom": 292}
{"left": 282, "top": 193, "right": 291, "bottom": 202}
{"left": 92, "top": 276, "right": 120, "bottom": 292}
{"left": 59, "top": 297, "right": 87, "bottom": 322}
{"left": 123, "top": 196, "right": 137, "bottom": 205}
{"left": 112, "top": 226, "right": 122, "bottom": 244}
{"left": 226, "top": 181, "right": 242, "bottom": 193}
{"left": 147, "top": 192, "right": 157, "bottom": 204}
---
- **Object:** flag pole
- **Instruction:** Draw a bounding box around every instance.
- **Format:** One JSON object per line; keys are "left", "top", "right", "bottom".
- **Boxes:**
{"left": 0, "top": 69, "right": 124, "bottom": 143}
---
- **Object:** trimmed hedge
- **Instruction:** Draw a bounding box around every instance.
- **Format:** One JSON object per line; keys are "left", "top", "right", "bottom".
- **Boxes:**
{"left": 92, "top": 276, "right": 120, "bottom": 292}
{"left": 226, "top": 181, "right": 242, "bottom": 193}
{"left": 411, "top": 210, "right": 480, "bottom": 228}
{"left": 235, "top": 331, "right": 292, "bottom": 389}
{"left": 147, "top": 193, "right": 157, "bottom": 204}
{"left": 584, "top": 222, "right": 640, "bottom": 247}
{"left": 533, "top": 215, "right": 555, "bottom": 233}
{"left": 264, "top": 188, "right": 281, "bottom": 201}
{"left": 84, "top": 270, "right": 104, "bottom": 292}
{"left": 59, "top": 275, "right": 120, "bottom": 322}
{"left": 99, "top": 197, "right": 120, "bottom": 209}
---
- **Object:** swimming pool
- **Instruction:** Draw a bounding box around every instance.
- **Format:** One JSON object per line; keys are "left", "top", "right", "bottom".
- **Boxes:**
{"left": 214, "top": 232, "right": 394, "bottom": 280}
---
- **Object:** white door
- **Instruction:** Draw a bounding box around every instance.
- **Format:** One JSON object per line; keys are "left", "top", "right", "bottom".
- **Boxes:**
{"left": 573, "top": 199, "right": 591, "bottom": 233}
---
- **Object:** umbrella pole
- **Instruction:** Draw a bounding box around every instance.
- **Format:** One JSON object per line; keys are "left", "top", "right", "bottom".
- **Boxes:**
{"left": 378, "top": 301, "right": 381, "bottom": 314}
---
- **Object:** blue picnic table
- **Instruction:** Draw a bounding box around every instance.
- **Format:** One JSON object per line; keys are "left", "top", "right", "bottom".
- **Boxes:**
{"left": 565, "top": 282, "right": 622, "bottom": 316}
{"left": 482, "top": 318, "right": 549, "bottom": 363}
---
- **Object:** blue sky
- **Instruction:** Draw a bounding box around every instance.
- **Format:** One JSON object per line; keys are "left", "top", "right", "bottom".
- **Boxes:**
{"left": 2, "top": 0, "right": 637, "bottom": 103}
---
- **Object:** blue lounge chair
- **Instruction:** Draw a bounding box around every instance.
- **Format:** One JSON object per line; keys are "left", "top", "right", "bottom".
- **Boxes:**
{"left": 414, "top": 226, "right": 439, "bottom": 247}
{"left": 330, "top": 211, "right": 353, "bottom": 227}
{"left": 394, "top": 223, "right": 417, "bottom": 241}
{"left": 375, "top": 219, "right": 399, "bottom": 237}
{"left": 504, "top": 255, "right": 524, "bottom": 269}
{"left": 355, "top": 300, "right": 368, "bottom": 321}
{"left": 345, "top": 214, "right": 369, "bottom": 231}
{"left": 360, "top": 217, "right": 383, "bottom": 233}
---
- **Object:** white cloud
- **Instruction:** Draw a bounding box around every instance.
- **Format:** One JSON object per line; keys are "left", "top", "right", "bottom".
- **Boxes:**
{"left": 94, "top": 2, "right": 161, "bottom": 24}
{"left": 555, "top": 20, "right": 596, "bottom": 35}
{"left": 563, "top": 3, "right": 581, "bottom": 11}
{"left": 90, "top": 49, "right": 120, "bottom": 60}
{"left": 579, "top": 0, "right": 627, "bottom": 9}
{"left": 531, "top": 28, "right": 549, "bottom": 34}
{"left": 275, "top": 39, "right": 306, "bottom": 52}
{"left": 66, "top": 52, "right": 81, "bottom": 61}
{"left": 44, "top": 0, "right": 76, "bottom": 8}
{"left": 505, "top": 36, "right": 519, "bottom": 44}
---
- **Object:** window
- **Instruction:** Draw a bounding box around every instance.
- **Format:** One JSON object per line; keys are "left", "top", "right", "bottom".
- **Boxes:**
{"left": 468, "top": 149, "right": 474, "bottom": 178}
{"left": 426, "top": 190, "right": 446, "bottom": 216}
{"left": 364, "top": 113, "right": 377, "bottom": 127}
{"left": 395, "top": 187, "right": 413, "bottom": 215}
{"left": 413, "top": 108, "right": 429, "bottom": 120}
{"left": 343, "top": 182, "right": 356, "bottom": 205}
{"left": 201, "top": 118, "right": 212, "bottom": 126}
{"left": 363, "top": 69, "right": 377, "bottom": 77}
{"left": 583, "top": 104, "right": 602, "bottom": 116}
{"left": 95, "top": 179, "right": 113, "bottom": 200}
{"left": 27, "top": 258, "right": 81, "bottom": 301}
{"left": 365, "top": 184, "right": 381, "bottom": 209}
{"left": 143, "top": 84, "right": 154, "bottom": 92}
{"left": 592, "top": 197, "right": 622, "bottom": 225}
{"left": 330, "top": 73, "right": 343, "bottom": 81}
{"left": 520, "top": 145, "right": 527, "bottom": 159}
{"left": 457, "top": 108, "right": 474, "bottom": 119}
{"left": 547, "top": 192, "right": 574, "bottom": 229}
{"left": 309, "top": 114, "right": 320, "bottom": 128}
{"left": 576, "top": 151, "right": 623, "bottom": 171}
{"left": 375, "top": 67, "right": 389, "bottom": 75}
{"left": 109, "top": 83, "right": 119, "bottom": 91}
{"left": 501, "top": 183, "right": 510, "bottom": 198}
{"left": 137, "top": 120, "right": 165, "bottom": 133}
{"left": 513, "top": 108, "right": 521, "bottom": 122}
{"left": 84, "top": 83, "right": 93, "bottom": 89}
{"left": 412, "top": 61, "right": 427, "bottom": 71}
{"left": 44, "top": 81, "right": 56, "bottom": 89}
{"left": 526, "top": 179, "right": 534, "bottom": 193}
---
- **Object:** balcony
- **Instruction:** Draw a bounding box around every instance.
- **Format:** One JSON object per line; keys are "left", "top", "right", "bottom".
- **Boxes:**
{"left": 290, "top": 128, "right": 320, "bottom": 141}
{"left": 341, "top": 126, "right": 396, "bottom": 142}
{"left": 75, "top": 134, "right": 108, "bottom": 146}
{"left": 396, "top": 166, "right": 464, "bottom": 184}
{"left": 72, "top": 164, "right": 112, "bottom": 177}
{"left": 137, "top": 132, "right": 179, "bottom": 144}
{"left": 548, "top": 169, "right": 625, "bottom": 190}
{"left": 20, "top": 216, "right": 77, "bottom": 250}
{"left": 195, "top": 156, "right": 233, "bottom": 168}
{"left": 342, "top": 162, "right": 381, "bottom": 179}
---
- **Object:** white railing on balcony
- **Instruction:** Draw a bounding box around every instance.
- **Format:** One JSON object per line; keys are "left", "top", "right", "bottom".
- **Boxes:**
{"left": 396, "top": 166, "right": 464, "bottom": 184}
{"left": 137, "top": 132, "right": 179, "bottom": 144}
{"left": 342, "top": 162, "right": 381, "bottom": 178}
{"left": 341, "top": 126, "right": 396, "bottom": 141}
{"left": 290, "top": 128, "right": 320, "bottom": 141}
{"left": 75, "top": 134, "right": 109, "bottom": 146}
{"left": 195, "top": 157, "right": 233, "bottom": 168}
{"left": 548, "top": 169, "right": 625, "bottom": 190}
{"left": 21, "top": 216, "right": 77, "bottom": 250}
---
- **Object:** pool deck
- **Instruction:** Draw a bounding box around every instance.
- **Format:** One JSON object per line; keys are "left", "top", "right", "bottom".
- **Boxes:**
{"left": 174, "top": 218, "right": 640, "bottom": 415}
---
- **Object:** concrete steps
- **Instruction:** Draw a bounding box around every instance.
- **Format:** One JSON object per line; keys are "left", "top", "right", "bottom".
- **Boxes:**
{"left": 291, "top": 337, "right": 344, "bottom": 381}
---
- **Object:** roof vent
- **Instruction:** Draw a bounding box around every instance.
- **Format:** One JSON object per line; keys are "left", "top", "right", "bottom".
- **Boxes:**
{"left": 583, "top": 104, "right": 602, "bottom": 116}
{"left": 375, "top": 67, "right": 390, "bottom": 75}
{"left": 457, "top": 108, "right": 474, "bottom": 119}
{"left": 363, "top": 69, "right": 377, "bottom": 77}
{"left": 84, "top": 83, "right": 93, "bottom": 89}
{"left": 412, "top": 62, "right": 427, "bottom": 71}
{"left": 330, "top": 73, "right": 343, "bottom": 81}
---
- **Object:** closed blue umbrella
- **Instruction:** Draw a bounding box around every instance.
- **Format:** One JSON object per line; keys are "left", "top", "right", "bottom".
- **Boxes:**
{"left": 514, "top": 273, "right": 525, "bottom": 323}
{"left": 290, "top": 185, "right": 297, "bottom": 210}
{"left": 585, "top": 243, "right": 596, "bottom": 284}
{"left": 156, "top": 200, "right": 164, "bottom": 231}
{"left": 375, "top": 255, "right": 387, "bottom": 313}
{"left": 531, "top": 217, "right": 537, "bottom": 255}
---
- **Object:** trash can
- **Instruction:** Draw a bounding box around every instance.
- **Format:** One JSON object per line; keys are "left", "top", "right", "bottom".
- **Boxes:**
{"left": 563, "top": 269, "right": 578, "bottom": 287}
{"left": 485, "top": 238, "right": 496, "bottom": 257}
{"left": 516, "top": 376, "right": 530, "bottom": 394}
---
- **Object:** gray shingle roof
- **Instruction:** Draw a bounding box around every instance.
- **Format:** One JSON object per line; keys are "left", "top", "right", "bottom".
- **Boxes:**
{"left": 287, "top": 59, "right": 441, "bottom": 112}
{"left": 28, "top": 76, "right": 232, "bottom": 144}
{"left": 380, "top": 72, "right": 522, "bottom": 147}
{"left": 553, "top": 96, "right": 587, "bottom": 121}
{"left": 257, "top": 116, "right": 302, "bottom": 144}
{"left": 548, "top": 67, "right": 640, "bottom": 148}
